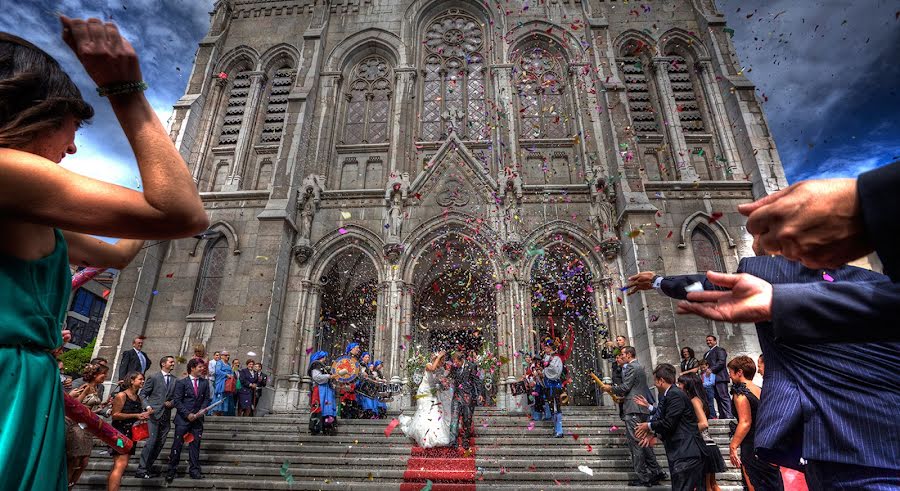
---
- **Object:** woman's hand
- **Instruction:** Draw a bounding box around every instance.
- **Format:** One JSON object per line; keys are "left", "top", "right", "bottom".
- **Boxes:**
{"left": 729, "top": 445, "right": 742, "bottom": 468}
{"left": 138, "top": 411, "right": 151, "bottom": 420}
{"left": 60, "top": 16, "right": 142, "bottom": 87}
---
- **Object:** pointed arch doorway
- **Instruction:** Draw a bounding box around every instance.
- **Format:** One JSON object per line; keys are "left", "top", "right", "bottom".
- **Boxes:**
{"left": 409, "top": 231, "right": 499, "bottom": 404}
{"left": 529, "top": 243, "right": 604, "bottom": 406}
{"left": 316, "top": 248, "right": 379, "bottom": 356}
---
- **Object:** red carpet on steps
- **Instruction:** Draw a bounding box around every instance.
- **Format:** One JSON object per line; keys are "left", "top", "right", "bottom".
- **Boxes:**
{"left": 400, "top": 438, "right": 477, "bottom": 491}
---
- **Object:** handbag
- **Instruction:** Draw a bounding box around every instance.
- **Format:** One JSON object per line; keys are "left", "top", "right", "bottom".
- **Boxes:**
{"left": 131, "top": 422, "right": 150, "bottom": 442}
{"left": 225, "top": 375, "right": 237, "bottom": 394}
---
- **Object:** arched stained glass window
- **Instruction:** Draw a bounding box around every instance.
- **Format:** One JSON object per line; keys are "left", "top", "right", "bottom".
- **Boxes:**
{"left": 691, "top": 226, "right": 725, "bottom": 273}
{"left": 342, "top": 56, "right": 392, "bottom": 144}
{"left": 192, "top": 236, "right": 228, "bottom": 313}
{"left": 516, "top": 47, "right": 570, "bottom": 139}
{"left": 420, "top": 11, "right": 487, "bottom": 141}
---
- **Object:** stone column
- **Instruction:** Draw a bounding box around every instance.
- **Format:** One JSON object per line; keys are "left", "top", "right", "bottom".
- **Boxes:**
{"left": 697, "top": 60, "right": 741, "bottom": 178}
{"left": 273, "top": 278, "right": 310, "bottom": 412}
{"left": 372, "top": 280, "right": 391, "bottom": 363}
{"left": 389, "top": 67, "right": 416, "bottom": 173}
{"left": 225, "top": 71, "right": 267, "bottom": 190}
{"left": 651, "top": 58, "right": 699, "bottom": 182}
{"left": 490, "top": 64, "right": 519, "bottom": 173}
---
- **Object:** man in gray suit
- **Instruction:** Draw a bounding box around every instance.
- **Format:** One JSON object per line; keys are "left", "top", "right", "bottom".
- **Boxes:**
{"left": 603, "top": 346, "right": 666, "bottom": 487}
{"left": 135, "top": 355, "right": 177, "bottom": 479}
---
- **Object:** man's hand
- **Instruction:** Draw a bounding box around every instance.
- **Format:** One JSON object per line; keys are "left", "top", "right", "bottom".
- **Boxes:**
{"left": 626, "top": 272, "right": 656, "bottom": 295}
{"left": 675, "top": 271, "right": 773, "bottom": 323}
{"left": 635, "top": 422, "right": 651, "bottom": 440}
{"left": 164, "top": 401, "right": 174, "bottom": 409}
{"left": 61, "top": 330, "right": 72, "bottom": 344}
{"left": 633, "top": 395, "right": 650, "bottom": 408}
{"left": 187, "top": 413, "right": 196, "bottom": 422}
{"left": 739, "top": 179, "right": 871, "bottom": 269}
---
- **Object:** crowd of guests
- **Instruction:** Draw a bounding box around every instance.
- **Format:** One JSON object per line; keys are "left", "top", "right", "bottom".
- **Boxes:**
{"left": 520, "top": 339, "right": 567, "bottom": 438}
{"left": 58, "top": 340, "right": 269, "bottom": 489}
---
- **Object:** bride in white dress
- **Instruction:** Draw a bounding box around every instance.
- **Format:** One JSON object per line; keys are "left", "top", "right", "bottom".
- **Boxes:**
{"left": 398, "top": 351, "right": 453, "bottom": 448}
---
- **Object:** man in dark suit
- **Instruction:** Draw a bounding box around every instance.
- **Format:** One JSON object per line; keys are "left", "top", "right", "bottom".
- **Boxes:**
{"left": 628, "top": 253, "right": 900, "bottom": 488}
{"left": 135, "top": 355, "right": 177, "bottom": 478}
{"left": 166, "top": 358, "right": 212, "bottom": 482}
{"left": 603, "top": 347, "right": 665, "bottom": 487}
{"left": 448, "top": 351, "right": 483, "bottom": 450}
{"left": 703, "top": 335, "right": 731, "bottom": 419}
{"left": 118, "top": 336, "right": 150, "bottom": 380}
{"left": 686, "top": 161, "right": 900, "bottom": 344}
{"left": 635, "top": 363, "right": 704, "bottom": 491}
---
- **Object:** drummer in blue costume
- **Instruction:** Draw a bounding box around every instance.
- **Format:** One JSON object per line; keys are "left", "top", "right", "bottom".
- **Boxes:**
{"left": 335, "top": 343, "right": 362, "bottom": 418}
{"left": 356, "top": 352, "right": 378, "bottom": 418}
{"left": 308, "top": 351, "right": 337, "bottom": 435}
{"left": 372, "top": 360, "right": 388, "bottom": 418}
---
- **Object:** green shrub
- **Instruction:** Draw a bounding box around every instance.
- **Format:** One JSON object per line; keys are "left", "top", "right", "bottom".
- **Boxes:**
{"left": 61, "top": 339, "right": 96, "bottom": 376}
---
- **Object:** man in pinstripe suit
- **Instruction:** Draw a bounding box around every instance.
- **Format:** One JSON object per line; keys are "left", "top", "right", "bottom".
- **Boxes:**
{"left": 627, "top": 254, "right": 900, "bottom": 490}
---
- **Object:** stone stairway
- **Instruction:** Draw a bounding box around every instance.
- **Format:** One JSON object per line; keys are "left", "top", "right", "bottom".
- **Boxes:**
{"left": 74, "top": 407, "right": 744, "bottom": 490}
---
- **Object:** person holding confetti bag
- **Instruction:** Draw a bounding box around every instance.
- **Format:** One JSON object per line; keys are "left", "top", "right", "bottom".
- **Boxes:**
{"left": 0, "top": 15, "right": 207, "bottom": 491}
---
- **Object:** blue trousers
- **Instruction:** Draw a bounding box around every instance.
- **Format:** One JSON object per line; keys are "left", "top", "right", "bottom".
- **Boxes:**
{"left": 704, "top": 385, "right": 717, "bottom": 418}
{"left": 806, "top": 460, "right": 900, "bottom": 491}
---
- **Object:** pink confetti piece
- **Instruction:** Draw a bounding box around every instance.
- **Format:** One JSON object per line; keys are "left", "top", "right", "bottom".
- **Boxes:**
{"left": 610, "top": 425, "right": 619, "bottom": 432}
{"left": 384, "top": 418, "right": 400, "bottom": 437}
{"left": 305, "top": 347, "right": 314, "bottom": 355}
{"left": 822, "top": 272, "right": 835, "bottom": 282}
{"left": 338, "top": 228, "right": 348, "bottom": 235}
{"left": 527, "top": 421, "right": 535, "bottom": 431}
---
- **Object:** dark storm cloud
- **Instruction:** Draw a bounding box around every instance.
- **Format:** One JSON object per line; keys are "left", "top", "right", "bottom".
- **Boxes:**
{"left": 718, "top": 0, "right": 900, "bottom": 181}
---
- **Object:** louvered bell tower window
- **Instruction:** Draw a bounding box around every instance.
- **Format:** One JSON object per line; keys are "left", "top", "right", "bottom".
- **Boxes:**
{"left": 218, "top": 71, "right": 252, "bottom": 145}
{"left": 259, "top": 68, "right": 295, "bottom": 143}
{"left": 620, "top": 57, "right": 658, "bottom": 134}
{"left": 667, "top": 56, "right": 705, "bottom": 133}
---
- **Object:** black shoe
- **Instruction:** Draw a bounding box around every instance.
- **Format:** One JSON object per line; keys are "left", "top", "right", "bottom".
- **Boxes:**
{"left": 190, "top": 473, "right": 204, "bottom": 480}
{"left": 627, "top": 479, "right": 652, "bottom": 487}
{"left": 164, "top": 474, "right": 174, "bottom": 484}
{"left": 650, "top": 472, "right": 668, "bottom": 484}
{"left": 134, "top": 472, "right": 151, "bottom": 479}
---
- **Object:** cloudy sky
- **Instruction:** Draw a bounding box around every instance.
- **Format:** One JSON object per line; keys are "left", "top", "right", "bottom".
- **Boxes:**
{"left": 2, "top": 0, "right": 898, "bottom": 189}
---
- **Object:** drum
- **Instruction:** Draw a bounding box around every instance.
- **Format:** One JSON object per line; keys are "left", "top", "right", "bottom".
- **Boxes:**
{"left": 332, "top": 355, "right": 360, "bottom": 393}
{"left": 357, "top": 379, "right": 380, "bottom": 398}
{"left": 510, "top": 381, "right": 527, "bottom": 396}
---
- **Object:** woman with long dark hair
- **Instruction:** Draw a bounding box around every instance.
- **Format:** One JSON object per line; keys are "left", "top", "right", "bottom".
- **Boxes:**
{"left": 109, "top": 372, "right": 151, "bottom": 491}
{"left": 677, "top": 372, "right": 725, "bottom": 491}
{"left": 728, "top": 356, "right": 783, "bottom": 490}
{"left": 680, "top": 347, "right": 700, "bottom": 374}
{"left": 0, "top": 18, "right": 206, "bottom": 490}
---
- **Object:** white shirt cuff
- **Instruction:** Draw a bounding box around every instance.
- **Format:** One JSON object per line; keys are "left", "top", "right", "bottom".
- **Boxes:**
{"left": 651, "top": 276, "right": 664, "bottom": 289}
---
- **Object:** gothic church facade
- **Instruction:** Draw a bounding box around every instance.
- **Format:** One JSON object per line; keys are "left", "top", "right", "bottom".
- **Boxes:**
{"left": 96, "top": 0, "right": 786, "bottom": 412}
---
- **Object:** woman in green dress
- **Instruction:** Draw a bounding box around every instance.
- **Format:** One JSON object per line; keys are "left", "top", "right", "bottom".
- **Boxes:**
{"left": 0, "top": 18, "right": 208, "bottom": 491}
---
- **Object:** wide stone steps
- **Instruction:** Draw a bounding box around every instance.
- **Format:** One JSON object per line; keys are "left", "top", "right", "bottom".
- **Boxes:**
{"left": 74, "top": 412, "right": 743, "bottom": 490}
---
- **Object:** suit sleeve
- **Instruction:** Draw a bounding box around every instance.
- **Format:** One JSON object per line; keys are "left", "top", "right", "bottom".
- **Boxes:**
{"left": 651, "top": 393, "right": 686, "bottom": 441}
{"left": 139, "top": 374, "right": 155, "bottom": 401}
{"left": 203, "top": 382, "right": 212, "bottom": 409}
{"left": 659, "top": 274, "right": 718, "bottom": 300}
{"left": 611, "top": 363, "right": 636, "bottom": 397}
{"left": 771, "top": 279, "right": 900, "bottom": 343}
{"left": 857, "top": 161, "right": 900, "bottom": 280}
{"left": 118, "top": 351, "right": 131, "bottom": 381}
{"left": 173, "top": 381, "right": 189, "bottom": 417}
{"left": 708, "top": 348, "right": 726, "bottom": 376}
{"left": 239, "top": 369, "right": 252, "bottom": 387}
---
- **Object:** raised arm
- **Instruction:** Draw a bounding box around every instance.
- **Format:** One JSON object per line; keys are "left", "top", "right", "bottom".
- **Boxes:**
{"left": 0, "top": 17, "right": 207, "bottom": 240}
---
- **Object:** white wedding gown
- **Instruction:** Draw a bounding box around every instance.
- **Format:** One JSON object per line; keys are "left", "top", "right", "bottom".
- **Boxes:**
{"left": 398, "top": 370, "right": 453, "bottom": 448}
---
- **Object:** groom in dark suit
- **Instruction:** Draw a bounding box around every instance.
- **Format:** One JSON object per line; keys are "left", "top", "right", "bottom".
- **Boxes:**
{"left": 448, "top": 351, "right": 483, "bottom": 450}
{"left": 635, "top": 364, "right": 704, "bottom": 491}
{"left": 166, "top": 358, "right": 212, "bottom": 482}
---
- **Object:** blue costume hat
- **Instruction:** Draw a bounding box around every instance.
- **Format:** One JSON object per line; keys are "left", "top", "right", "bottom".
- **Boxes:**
{"left": 374, "top": 360, "right": 383, "bottom": 367}
{"left": 360, "top": 351, "right": 370, "bottom": 361}
{"left": 345, "top": 342, "right": 360, "bottom": 355}
{"left": 310, "top": 351, "right": 328, "bottom": 363}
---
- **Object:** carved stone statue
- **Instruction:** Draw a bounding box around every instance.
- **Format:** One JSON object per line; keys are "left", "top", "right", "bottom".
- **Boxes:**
{"left": 586, "top": 166, "right": 621, "bottom": 259}
{"left": 293, "top": 174, "right": 325, "bottom": 263}
{"left": 384, "top": 171, "right": 409, "bottom": 245}
{"left": 497, "top": 168, "right": 524, "bottom": 249}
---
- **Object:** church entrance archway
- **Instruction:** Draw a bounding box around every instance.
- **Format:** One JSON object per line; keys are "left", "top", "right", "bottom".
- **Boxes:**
{"left": 316, "top": 248, "right": 378, "bottom": 357}
{"left": 529, "top": 243, "right": 603, "bottom": 406}
{"left": 409, "top": 231, "right": 499, "bottom": 404}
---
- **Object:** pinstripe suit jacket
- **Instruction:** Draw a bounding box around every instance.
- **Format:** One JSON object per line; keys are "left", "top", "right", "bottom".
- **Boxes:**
{"left": 659, "top": 256, "right": 900, "bottom": 471}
